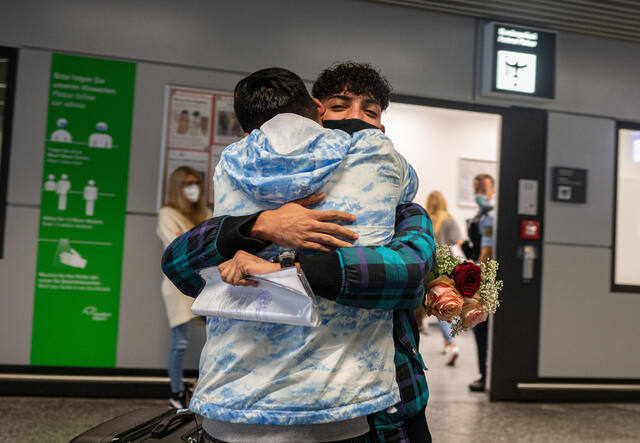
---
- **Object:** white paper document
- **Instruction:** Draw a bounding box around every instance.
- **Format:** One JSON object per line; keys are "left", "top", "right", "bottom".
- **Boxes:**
{"left": 192, "top": 266, "right": 320, "bottom": 327}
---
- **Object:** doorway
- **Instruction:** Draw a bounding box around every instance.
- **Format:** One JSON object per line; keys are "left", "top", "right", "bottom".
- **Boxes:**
{"left": 385, "top": 95, "right": 548, "bottom": 402}
{"left": 384, "top": 100, "right": 501, "bottom": 402}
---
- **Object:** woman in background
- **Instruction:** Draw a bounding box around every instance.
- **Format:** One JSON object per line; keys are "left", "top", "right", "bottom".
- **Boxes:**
{"left": 156, "top": 166, "right": 211, "bottom": 408}
{"left": 417, "top": 190, "right": 464, "bottom": 366}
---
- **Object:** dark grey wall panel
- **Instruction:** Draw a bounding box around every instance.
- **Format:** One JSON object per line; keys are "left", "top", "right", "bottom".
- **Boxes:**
{"left": 539, "top": 112, "right": 640, "bottom": 379}
{"left": 0, "top": 0, "right": 475, "bottom": 103}
{"left": 0, "top": 206, "right": 39, "bottom": 365}
{"left": 539, "top": 244, "right": 640, "bottom": 378}
{"left": 554, "top": 32, "right": 640, "bottom": 120}
{"left": 544, "top": 113, "right": 615, "bottom": 247}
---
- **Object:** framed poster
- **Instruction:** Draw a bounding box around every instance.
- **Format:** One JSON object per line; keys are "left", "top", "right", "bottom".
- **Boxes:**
{"left": 159, "top": 86, "right": 243, "bottom": 209}
{"left": 457, "top": 158, "right": 498, "bottom": 208}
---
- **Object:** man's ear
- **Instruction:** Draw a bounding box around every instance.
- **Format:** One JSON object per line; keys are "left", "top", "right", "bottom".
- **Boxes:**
{"left": 244, "top": 132, "right": 249, "bottom": 136}
{"left": 313, "top": 98, "right": 326, "bottom": 118}
{"left": 380, "top": 124, "right": 386, "bottom": 133}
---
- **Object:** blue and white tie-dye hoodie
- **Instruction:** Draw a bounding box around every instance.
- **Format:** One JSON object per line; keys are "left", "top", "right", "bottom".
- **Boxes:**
{"left": 190, "top": 113, "right": 418, "bottom": 425}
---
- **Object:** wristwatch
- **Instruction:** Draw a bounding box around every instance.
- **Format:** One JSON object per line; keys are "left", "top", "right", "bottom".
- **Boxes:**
{"left": 272, "top": 250, "right": 298, "bottom": 268}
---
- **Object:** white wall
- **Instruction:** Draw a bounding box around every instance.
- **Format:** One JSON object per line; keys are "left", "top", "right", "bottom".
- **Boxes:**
{"left": 384, "top": 102, "right": 501, "bottom": 234}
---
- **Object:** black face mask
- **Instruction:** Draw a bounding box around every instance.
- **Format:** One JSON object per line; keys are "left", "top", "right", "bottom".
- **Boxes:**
{"left": 322, "top": 119, "right": 379, "bottom": 135}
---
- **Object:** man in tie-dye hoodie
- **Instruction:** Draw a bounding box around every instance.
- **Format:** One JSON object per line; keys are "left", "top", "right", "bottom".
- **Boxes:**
{"left": 191, "top": 67, "right": 418, "bottom": 443}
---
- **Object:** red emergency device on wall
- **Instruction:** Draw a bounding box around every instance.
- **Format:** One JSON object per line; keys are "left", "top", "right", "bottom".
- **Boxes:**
{"left": 520, "top": 220, "right": 541, "bottom": 239}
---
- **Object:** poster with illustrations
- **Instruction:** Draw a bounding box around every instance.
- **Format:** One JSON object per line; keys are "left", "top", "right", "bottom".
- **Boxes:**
{"left": 160, "top": 86, "right": 244, "bottom": 208}
{"left": 213, "top": 95, "right": 244, "bottom": 145}
{"left": 167, "top": 89, "right": 212, "bottom": 150}
{"left": 457, "top": 158, "right": 498, "bottom": 208}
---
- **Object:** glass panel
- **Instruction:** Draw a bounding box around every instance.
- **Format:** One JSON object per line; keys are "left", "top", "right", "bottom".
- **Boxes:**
{"left": 614, "top": 128, "right": 640, "bottom": 287}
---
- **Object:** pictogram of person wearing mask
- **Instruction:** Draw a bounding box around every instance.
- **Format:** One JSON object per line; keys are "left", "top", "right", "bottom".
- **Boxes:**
{"left": 89, "top": 122, "right": 113, "bottom": 148}
{"left": 51, "top": 118, "right": 72, "bottom": 142}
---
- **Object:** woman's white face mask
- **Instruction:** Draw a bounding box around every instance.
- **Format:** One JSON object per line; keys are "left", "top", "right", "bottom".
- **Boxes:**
{"left": 183, "top": 184, "right": 200, "bottom": 203}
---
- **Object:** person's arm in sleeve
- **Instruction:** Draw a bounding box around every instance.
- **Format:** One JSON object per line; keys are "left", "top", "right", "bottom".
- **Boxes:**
{"left": 477, "top": 212, "right": 494, "bottom": 264}
{"left": 161, "top": 213, "right": 269, "bottom": 297}
{"left": 161, "top": 194, "right": 358, "bottom": 297}
{"left": 213, "top": 202, "right": 436, "bottom": 310}
{"left": 299, "top": 202, "right": 436, "bottom": 310}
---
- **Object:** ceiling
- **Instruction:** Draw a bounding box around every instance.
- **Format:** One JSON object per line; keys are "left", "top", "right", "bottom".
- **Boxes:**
{"left": 369, "top": 0, "right": 640, "bottom": 44}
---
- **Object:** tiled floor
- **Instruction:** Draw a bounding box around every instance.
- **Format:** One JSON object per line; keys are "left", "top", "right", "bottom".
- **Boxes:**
{"left": 419, "top": 318, "right": 487, "bottom": 403}
{"left": 419, "top": 320, "right": 640, "bottom": 442}
{"left": 1, "top": 321, "right": 638, "bottom": 442}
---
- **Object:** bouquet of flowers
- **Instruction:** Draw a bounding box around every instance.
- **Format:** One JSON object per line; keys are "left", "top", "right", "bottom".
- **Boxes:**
{"left": 425, "top": 245, "right": 503, "bottom": 336}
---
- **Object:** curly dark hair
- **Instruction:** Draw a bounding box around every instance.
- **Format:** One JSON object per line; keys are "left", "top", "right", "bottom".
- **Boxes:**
{"left": 312, "top": 62, "right": 391, "bottom": 110}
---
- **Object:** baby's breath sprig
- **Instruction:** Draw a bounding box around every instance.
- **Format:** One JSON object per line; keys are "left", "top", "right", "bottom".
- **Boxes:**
{"left": 476, "top": 260, "right": 503, "bottom": 314}
{"left": 434, "top": 245, "right": 461, "bottom": 277}
{"left": 450, "top": 317, "right": 464, "bottom": 337}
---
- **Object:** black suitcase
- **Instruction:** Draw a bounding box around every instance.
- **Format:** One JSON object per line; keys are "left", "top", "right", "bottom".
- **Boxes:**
{"left": 69, "top": 407, "right": 201, "bottom": 442}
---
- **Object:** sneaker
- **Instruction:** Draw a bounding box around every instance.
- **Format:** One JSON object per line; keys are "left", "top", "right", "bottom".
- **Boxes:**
{"left": 468, "top": 378, "right": 486, "bottom": 392}
{"left": 445, "top": 345, "right": 459, "bottom": 366}
{"left": 169, "top": 390, "right": 187, "bottom": 409}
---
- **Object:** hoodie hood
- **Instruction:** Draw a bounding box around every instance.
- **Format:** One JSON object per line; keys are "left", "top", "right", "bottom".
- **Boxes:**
{"left": 219, "top": 114, "right": 351, "bottom": 204}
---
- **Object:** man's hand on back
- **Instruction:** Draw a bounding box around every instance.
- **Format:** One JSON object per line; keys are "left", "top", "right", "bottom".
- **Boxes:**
{"left": 248, "top": 193, "right": 358, "bottom": 252}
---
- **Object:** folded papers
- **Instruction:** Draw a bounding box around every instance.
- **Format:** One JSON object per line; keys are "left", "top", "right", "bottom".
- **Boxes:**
{"left": 191, "top": 266, "right": 320, "bottom": 327}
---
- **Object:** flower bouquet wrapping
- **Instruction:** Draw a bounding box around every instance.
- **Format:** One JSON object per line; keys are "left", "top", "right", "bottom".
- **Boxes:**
{"left": 425, "top": 245, "right": 503, "bottom": 336}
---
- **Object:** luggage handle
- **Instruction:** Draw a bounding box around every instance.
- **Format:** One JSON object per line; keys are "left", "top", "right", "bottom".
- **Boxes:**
{"left": 150, "top": 410, "right": 195, "bottom": 438}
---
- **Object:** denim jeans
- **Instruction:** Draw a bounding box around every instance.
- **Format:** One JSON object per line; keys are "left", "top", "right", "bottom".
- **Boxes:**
{"left": 437, "top": 319, "right": 453, "bottom": 345}
{"left": 168, "top": 321, "right": 190, "bottom": 393}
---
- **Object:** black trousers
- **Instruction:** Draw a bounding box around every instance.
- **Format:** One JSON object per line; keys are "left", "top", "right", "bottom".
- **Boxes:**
{"left": 404, "top": 406, "right": 431, "bottom": 443}
{"left": 370, "top": 406, "right": 431, "bottom": 443}
{"left": 472, "top": 318, "right": 488, "bottom": 379}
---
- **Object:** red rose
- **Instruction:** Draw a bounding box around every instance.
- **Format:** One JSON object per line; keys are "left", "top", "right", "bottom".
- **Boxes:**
{"left": 450, "top": 262, "right": 482, "bottom": 297}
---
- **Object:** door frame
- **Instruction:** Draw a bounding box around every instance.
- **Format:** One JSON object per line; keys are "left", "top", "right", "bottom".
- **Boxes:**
{"left": 391, "top": 93, "right": 547, "bottom": 401}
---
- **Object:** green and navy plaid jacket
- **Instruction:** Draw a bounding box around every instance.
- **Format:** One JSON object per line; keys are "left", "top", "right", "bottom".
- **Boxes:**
{"left": 161, "top": 202, "right": 435, "bottom": 442}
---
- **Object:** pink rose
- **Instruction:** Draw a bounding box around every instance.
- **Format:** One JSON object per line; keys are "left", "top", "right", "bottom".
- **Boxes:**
{"left": 460, "top": 298, "right": 488, "bottom": 328}
{"left": 425, "top": 276, "right": 464, "bottom": 322}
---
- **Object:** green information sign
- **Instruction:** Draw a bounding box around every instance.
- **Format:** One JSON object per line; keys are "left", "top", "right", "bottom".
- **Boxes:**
{"left": 31, "top": 54, "right": 136, "bottom": 367}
